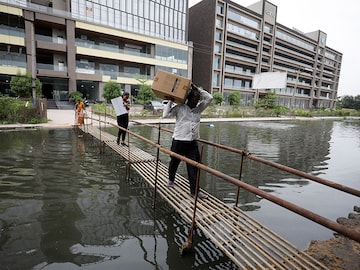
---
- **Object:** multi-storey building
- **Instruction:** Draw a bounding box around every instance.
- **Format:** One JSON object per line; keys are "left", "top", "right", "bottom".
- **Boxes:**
{"left": 0, "top": 0, "right": 191, "bottom": 103}
{"left": 189, "top": 0, "right": 342, "bottom": 109}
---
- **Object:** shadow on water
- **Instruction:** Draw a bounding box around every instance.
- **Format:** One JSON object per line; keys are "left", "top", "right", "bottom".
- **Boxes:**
{"left": 0, "top": 129, "right": 237, "bottom": 269}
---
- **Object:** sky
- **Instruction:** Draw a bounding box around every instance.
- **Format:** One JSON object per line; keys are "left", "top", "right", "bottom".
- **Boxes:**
{"left": 189, "top": 0, "right": 360, "bottom": 97}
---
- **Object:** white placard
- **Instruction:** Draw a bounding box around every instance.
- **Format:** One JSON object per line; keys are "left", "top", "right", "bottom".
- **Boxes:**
{"left": 111, "top": 97, "right": 127, "bottom": 116}
{"left": 252, "top": 72, "right": 287, "bottom": 89}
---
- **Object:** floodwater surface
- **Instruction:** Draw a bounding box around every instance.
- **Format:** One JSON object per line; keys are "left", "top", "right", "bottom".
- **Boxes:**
{"left": 0, "top": 119, "right": 359, "bottom": 269}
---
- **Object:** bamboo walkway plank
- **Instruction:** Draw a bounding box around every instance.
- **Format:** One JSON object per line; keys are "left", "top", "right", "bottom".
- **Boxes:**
{"left": 80, "top": 125, "right": 328, "bottom": 270}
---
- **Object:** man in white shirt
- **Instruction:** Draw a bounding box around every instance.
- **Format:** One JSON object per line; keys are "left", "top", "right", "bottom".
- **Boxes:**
{"left": 116, "top": 92, "right": 131, "bottom": 146}
{"left": 162, "top": 84, "right": 213, "bottom": 198}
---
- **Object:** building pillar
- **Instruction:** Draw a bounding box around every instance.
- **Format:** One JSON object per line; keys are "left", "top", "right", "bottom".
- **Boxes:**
{"left": 66, "top": 20, "right": 77, "bottom": 93}
{"left": 23, "top": 11, "right": 37, "bottom": 105}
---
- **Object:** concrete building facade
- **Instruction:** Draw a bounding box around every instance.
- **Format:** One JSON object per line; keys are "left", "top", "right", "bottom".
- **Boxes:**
{"left": 189, "top": 0, "right": 342, "bottom": 109}
{"left": 0, "top": 0, "right": 191, "bottom": 103}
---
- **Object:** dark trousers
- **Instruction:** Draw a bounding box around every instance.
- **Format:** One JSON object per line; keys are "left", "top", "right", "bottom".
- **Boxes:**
{"left": 117, "top": 114, "right": 129, "bottom": 141}
{"left": 169, "top": 140, "right": 200, "bottom": 195}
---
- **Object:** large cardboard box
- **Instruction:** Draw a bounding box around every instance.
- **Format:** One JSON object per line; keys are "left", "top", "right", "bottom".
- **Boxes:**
{"left": 151, "top": 70, "right": 191, "bottom": 104}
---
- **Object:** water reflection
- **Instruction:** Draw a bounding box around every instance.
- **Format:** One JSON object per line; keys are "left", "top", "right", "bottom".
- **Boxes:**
{"left": 129, "top": 120, "right": 334, "bottom": 205}
{"left": 130, "top": 120, "right": 359, "bottom": 249}
{"left": 0, "top": 129, "right": 236, "bottom": 269}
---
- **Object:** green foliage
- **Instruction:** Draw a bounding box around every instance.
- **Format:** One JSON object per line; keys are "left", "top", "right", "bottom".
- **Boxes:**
{"left": 0, "top": 97, "right": 40, "bottom": 124}
{"left": 255, "top": 91, "right": 277, "bottom": 109}
{"left": 68, "top": 91, "right": 83, "bottom": 102}
{"left": 273, "top": 105, "right": 289, "bottom": 116}
{"left": 338, "top": 95, "right": 360, "bottom": 110}
{"left": 92, "top": 102, "right": 110, "bottom": 114}
{"left": 10, "top": 72, "right": 42, "bottom": 98}
{"left": 103, "top": 81, "right": 121, "bottom": 102}
{"left": 212, "top": 92, "right": 223, "bottom": 105}
{"left": 228, "top": 92, "right": 240, "bottom": 106}
{"left": 135, "top": 78, "right": 156, "bottom": 105}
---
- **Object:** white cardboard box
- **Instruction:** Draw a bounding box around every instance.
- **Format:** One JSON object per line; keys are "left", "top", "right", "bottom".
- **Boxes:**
{"left": 111, "top": 97, "right": 127, "bottom": 116}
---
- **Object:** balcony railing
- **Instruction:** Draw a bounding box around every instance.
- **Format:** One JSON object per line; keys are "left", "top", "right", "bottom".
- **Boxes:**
{"left": 36, "top": 34, "right": 67, "bottom": 44}
{"left": 76, "top": 40, "right": 151, "bottom": 59}
{"left": 0, "top": 25, "right": 25, "bottom": 37}
{"left": 75, "top": 66, "right": 151, "bottom": 80}
{"left": 37, "top": 63, "right": 67, "bottom": 72}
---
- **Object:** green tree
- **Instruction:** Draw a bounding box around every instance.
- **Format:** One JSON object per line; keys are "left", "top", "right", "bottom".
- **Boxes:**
{"left": 212, "top": 92, "right": 223, "bottom": 105}
{"left": 228, "top": 92, "right": 240, "bottom": 106}
{"left": 103, "top": 81, "right": 121, "bottom": 102}
{"left": 256, "top": 91, "right": 277, "bottom": 109}
{"left": 10, "top": 72, "right": 42, "bottom": 98}
{"left": 68, "top": 91, "right": 83, "bottom": 102}
{"left": 135, "top": 77, "right": 155, "bottom": 105}
{"left": 339, "top": 95, "right": 360, "bottom": 110}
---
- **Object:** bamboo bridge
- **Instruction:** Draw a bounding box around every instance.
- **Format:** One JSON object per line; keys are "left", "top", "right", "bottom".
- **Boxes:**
{"left": 77, "top": 114, "right": 360, "bottom": 270}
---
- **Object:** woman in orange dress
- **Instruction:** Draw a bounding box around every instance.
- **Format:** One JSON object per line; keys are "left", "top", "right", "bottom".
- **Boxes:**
{"left": 77, "top": 100, "right": 85, "bottom": 125}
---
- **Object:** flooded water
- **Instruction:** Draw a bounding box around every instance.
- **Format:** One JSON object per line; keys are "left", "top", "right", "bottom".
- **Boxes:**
{"left": 0, "top": 119, "right": 359, "bottom": 269}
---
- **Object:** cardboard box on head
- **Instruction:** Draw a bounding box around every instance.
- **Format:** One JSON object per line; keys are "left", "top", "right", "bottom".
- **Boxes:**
{"left": 151, "top": 70, "right": 191, "bottom": 104}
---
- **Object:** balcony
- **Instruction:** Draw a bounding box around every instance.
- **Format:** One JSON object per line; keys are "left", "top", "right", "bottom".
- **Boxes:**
{"left": 75, "top": 66, "right": 151, "bottom": 81}
{"left": 0, "top": 25, "right": 25, "bottom": 38}
{"left": 0, "top": 58, "right": 27, "bottom": 68}
{"left": 76, "top": 40, "right": 151, "bottom": 59}
{"left": 37, "top": 63, "right": 68, "bottom": 77}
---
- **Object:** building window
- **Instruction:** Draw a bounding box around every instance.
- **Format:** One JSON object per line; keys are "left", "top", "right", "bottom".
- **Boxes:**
{"left": 228, "top": 10, "right": 260, "bottom": 29}
{"left": 214, "top": 43, "right": 221, "bottom": 54}
{"left": 216, "top": 18, "right": 223, "bottom": 28}
{"left": 217, "top": 4, "right": 224, "bottom": 14}
{"left": 212, "top": 72, "right": 219, "bottom": 87}
{"left": 213, "top": 57, "right": 220, "bottom": 70}
{"left": 215, "top": 30, "right": 222, "bottom": 41}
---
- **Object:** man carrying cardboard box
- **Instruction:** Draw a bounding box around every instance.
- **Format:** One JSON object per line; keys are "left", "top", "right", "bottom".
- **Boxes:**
{"left": 162, "top": 83, "right": 213, "bottom": 198}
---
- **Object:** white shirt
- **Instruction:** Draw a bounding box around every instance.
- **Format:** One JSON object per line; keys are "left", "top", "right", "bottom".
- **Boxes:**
{"left": 162, "top": 89, "right": 213, "bottom": 141}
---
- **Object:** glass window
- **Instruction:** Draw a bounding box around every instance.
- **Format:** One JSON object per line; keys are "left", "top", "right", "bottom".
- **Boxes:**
{"left": 234, "top": 79, "right": 241, "bottom": 88}
{"left": 264, "top": 24, "right": 272, "bottom": 34}
{"left": 225, "top": 63, "right": 234, "bottom": 72}
{"left": 215, "top": 30, "right": 222, "bottom": 40}
{"left": 224, "top": 77, "right": 233, "bottom": 87}
{"left": 149, "top": 1, "right": 154, "bottom": 20}
{"left": 214, "top": 57, "right": 220, "bottom": 69}
{"left": 212, "top": 72, "right": 219, "bottom": 86}
{"left": 217, "top": 4, "right": 223, "bottom": 14}
{"left": 126, "top": 0, "right": 132, "bottom": 13}
{"left": 128, "top": 14, "right": 133, "bottom": 30}
{"left": 124, "top": 66, "right": 140, "bottom": 75}
{"left": 121, "top": 11, "right": 127, "bottom": 26}
{"left": 227, "top": 23, "right": 258, "bottom": 40}
{"left": 133, "top": 0, "right": 138, "bottom": 15}
{"left": 214, "top": 43, "right": 221, "bottom": 53}
{"left": 160, "top": 5, "right": 165, "bottom": 24}
{"left": 275, "top": 30, "right": 315, "bottom": 51}
{"left": 107, "top": 0, "right": 113, "bottom": 8}
{"left": 228, "top": 10, "right": 260, "bottom": 29}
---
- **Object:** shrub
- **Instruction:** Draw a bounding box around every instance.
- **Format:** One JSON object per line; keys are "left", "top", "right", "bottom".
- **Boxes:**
{"left": 0, "top": 97, "right": 40, "bottom": 124}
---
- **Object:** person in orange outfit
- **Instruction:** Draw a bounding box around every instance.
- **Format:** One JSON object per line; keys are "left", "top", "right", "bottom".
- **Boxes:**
{"left": 77, "top": 99, "right": 85, "bottom": 125}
